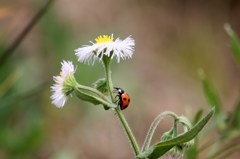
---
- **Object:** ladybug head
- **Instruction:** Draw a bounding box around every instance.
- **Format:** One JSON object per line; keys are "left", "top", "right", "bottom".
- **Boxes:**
{"left": 114, "top": 87, "right": 125, "bottom": 94}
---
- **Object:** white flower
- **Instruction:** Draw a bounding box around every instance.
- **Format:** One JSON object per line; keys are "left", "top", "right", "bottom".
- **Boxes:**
{"left": 75, "top": 34, "right": 135, "bottom": 64}
{"left": 51, "top": 60, "right": 76, "bottom": 108}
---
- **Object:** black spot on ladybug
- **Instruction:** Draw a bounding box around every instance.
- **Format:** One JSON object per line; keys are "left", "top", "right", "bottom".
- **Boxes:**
{"left": 114, "top": 87, "right": 130, "bottom": 110}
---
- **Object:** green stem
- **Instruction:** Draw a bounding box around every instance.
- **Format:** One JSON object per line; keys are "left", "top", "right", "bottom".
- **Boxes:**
{"left": 173, "top": 118, "right": 178, "bottom": 137}
{"left": 115, "top": 108, "right": 140, "bottom": 155}
{"left": 103, "top": 58, "right": 114, "bottom": 101}
{"left": 141, "top": 111, "right": 178, "bottom": 152}
{"left": 103, "top": 58, "right": 140, "bottom": 155}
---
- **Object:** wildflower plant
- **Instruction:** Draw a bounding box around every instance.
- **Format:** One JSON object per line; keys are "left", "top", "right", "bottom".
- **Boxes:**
{"left": 51, "top": 34, "right": 214, "bottom": 158}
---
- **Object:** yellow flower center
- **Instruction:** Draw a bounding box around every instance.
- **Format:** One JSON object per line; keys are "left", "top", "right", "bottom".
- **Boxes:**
{"left": 95, "top": 35, "right": 114, "bottom": 43}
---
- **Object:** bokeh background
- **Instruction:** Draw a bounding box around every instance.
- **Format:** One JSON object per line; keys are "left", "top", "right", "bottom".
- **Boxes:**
{"left": 0, "top": 0, "right": 240, "bottom": 158}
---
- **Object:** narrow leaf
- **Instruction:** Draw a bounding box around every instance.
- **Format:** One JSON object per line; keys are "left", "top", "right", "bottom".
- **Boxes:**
{"left": 75, "top": 90, "right": 101, "bottom": 105}
{"left": 75, "top": 86, "right": 116, "bottom": 109}
{"left": 137, "top": 108, "right": 214, "bottom": 159}
{"left": 224, "top": 23, "right": 240, "bottom": 65}
{"left": 229, "top": 101, "right": 240, "bottom": 129}
{"left": 198, "top": 69, "right": 226, "bottom": 131}
{"left": 198, "top": 69, "right": 222, "bottom": 114}
{"left": 193, "top": 109, "right": 203, "bottom": 125}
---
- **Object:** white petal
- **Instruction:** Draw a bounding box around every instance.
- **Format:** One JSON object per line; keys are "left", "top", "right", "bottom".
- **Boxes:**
{"left": 50, "top": 60, "right": 75, "bottom": 108}
{"left": 75, "top": 35, "right": 135, "bottom": 64}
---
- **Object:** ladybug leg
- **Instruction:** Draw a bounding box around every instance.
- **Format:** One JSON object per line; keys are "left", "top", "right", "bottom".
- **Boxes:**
{"left": 118, "top": 98, "right": 123, "bottom": 110}
{"left": 113, "top": 95, "right": 118, "bottom": 103}
{"left": 113, "top": 94, "right": 122, "bottom": 110}
{"left": 113, "top": 86, "right": 120, "bottom": 91}
{"left": 113, "top": 93, "right": 121, "bottom": 103}
{"left": 113, "top": 87, "right": 119, "bottom": 93}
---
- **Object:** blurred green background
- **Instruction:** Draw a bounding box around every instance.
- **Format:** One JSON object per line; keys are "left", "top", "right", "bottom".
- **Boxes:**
{"left": 0, "top": 0, "right": 240, "bottom": 158}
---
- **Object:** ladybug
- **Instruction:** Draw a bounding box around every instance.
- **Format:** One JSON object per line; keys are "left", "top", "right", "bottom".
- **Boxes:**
{"left": 114, "top": 87, "right": 130, "bottom": 110}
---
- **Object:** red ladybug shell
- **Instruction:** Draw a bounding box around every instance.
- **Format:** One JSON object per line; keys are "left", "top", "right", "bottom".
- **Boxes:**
{"left": 120, "top": 92, "right": 130, "bottom": 110}
{"left": 114, "top": 87, "right": 130, "bottom": 110}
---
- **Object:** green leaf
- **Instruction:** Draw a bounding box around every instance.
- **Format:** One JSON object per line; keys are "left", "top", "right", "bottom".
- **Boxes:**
{"left": 229, "top": 101, "right": 240, "bottom": 129}
{"left": 75, "top": 89, "right": 102, "bottom": 105}
{"left": 198, "top": 69, "right": 222, "bottom": 114}
{"left": 198, "top": 69, "right": 226, "bottom": 131}
{"left": 193, "top": 109, "right": 203, "bottom": 125}
{"left": 224, "top": 23, "right": 240, "bottom": 65}
{"left": 137, "top": 108, "right": 214, "bottom": 159}
{"left": 93, "top": 78, "right": 108, "bottom": 94}
{"left": 75, "top": 85, "right": 116, "bottom": 109}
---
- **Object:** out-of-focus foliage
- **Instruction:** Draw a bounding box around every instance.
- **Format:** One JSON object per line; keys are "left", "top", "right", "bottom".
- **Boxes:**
{"left": 225, "top": 24, "right": 240, "bottom": 66}
{"left": 186, "top": 26, "right": 240, "bottom": 159}
{"left": 0, "top": 71, "right": 44, "bottom": 158}
{"left": 198, "top": 69, "right": 226, "bottom": 132}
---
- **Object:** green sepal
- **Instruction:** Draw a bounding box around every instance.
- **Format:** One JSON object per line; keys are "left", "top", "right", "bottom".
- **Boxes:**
{"left": 93, "top": 78, "right": 108, "bottom": 94}
{"left": 161, "top": 129, "right": 174, "bottom": 142}
{"left": 62, "top": 73, "right": 78, "bottom": 97}
{"left": 137, "top": 108, "right": 214, "bottom": 159}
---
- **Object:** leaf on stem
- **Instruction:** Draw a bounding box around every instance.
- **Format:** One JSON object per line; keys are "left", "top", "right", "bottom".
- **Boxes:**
{"left": 93, "top": 78, "right": 108, "bottom": 94}
{"left": 75, "top": 89, "right": 102, "bottom": 105}
{"left": 137, "top": 108, "right": 214, "bottom": 159}
{"left": 75, "top": 86, "right": 116, "bottom": 109}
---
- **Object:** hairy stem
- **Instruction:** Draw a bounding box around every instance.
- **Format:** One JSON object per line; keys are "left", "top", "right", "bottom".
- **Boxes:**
{"left": 103, "top": 58, "right": 140, "bottom": 155}
{"left": 141, "top": 111, "right": 178, "bottom": 152}
{"left": 115, "top": 108, "right": 140, "bottom": 155}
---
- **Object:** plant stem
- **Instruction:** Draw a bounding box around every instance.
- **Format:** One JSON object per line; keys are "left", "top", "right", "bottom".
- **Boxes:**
{"left": 173, "top": 118, "right": 178, "bottom": 137}
{"left": 141, "top": 111, "right": 178, "bottom": 152}
{"left": 115, "top": 108, "right": 140, "bottom": 155}
{"left": 103, "top": 58, "right": 140, "bottom": 155}
{"left": 103, "top": 58, "right": 114, "bottom": 101}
